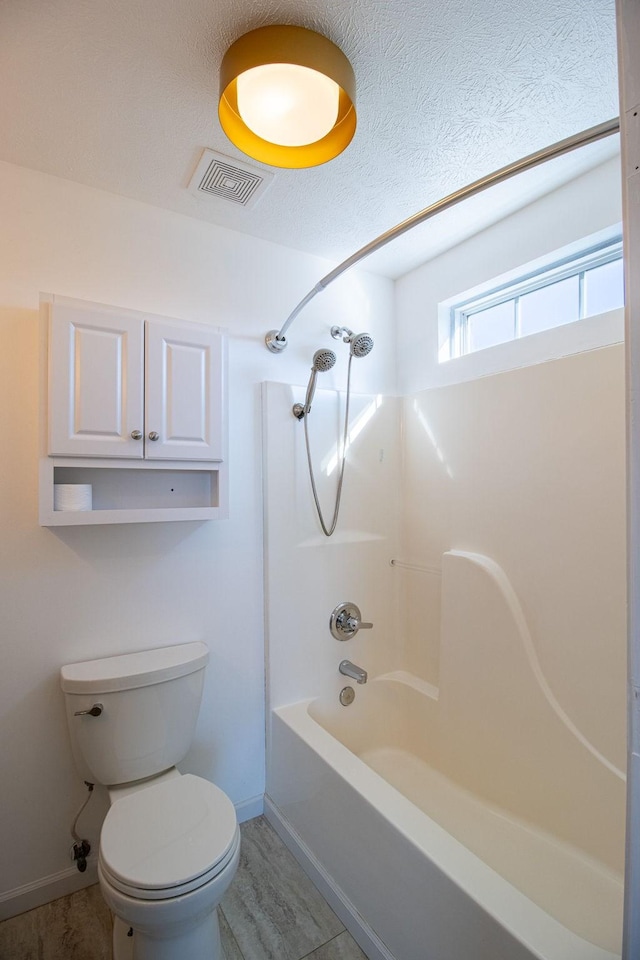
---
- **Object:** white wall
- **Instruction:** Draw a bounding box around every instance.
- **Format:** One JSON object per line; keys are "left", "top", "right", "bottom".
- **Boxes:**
{"left": 0, "top": 159, "right": 395, "bottom": 916}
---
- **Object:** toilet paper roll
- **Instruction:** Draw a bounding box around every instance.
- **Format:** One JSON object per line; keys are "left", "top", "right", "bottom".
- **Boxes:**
{"left": 54, "top": 483, "right": 93, "bottom": 512}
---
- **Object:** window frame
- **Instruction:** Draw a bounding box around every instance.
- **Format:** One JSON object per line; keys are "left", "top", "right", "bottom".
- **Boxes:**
{"left": 449, "top": 235, "right": 624, "bottom": 359}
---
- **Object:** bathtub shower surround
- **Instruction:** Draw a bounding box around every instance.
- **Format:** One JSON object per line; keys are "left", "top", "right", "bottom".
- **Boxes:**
{"left": 263, "top": 337, "right": 626, "bottom": 957}
{"left": 266, "top": 555, "right": 624, "bottom": 960}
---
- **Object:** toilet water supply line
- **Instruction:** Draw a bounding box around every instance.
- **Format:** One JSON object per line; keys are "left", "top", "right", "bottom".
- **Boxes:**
{"left": 264, "top": 117, "right": 620, "bottom": 353}
{"left": 70, "top": 780, "right": 94, "bottom": 872}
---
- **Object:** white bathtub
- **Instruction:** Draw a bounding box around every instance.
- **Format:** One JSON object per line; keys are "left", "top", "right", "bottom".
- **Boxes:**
{"left": 266, "top": 675, "right": 623, "bottom": 960}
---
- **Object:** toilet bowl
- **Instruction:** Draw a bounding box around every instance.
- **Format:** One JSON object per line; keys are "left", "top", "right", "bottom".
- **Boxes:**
{"left": 60, "top": 642, "right": 239, "bottom": 960}
{"left": 99, "top": 771, "right": 240, "bottom": 960}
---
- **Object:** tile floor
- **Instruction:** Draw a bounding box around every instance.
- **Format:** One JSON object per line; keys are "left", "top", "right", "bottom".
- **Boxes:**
{"left": 0, "top": 816, "right": 369, "bottom": 960}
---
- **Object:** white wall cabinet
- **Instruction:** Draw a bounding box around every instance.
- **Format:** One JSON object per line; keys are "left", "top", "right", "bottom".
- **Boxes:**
{"left": 48, "top": 299, "right": 223, "bottom": 461}
{"left": 40, "top": 295, "right": 228, "bottom": 525}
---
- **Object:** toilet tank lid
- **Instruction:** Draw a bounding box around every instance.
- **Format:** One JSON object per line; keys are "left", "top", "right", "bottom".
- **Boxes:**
{"left": 60, "top": 641, "right": 209, "bottom": 694}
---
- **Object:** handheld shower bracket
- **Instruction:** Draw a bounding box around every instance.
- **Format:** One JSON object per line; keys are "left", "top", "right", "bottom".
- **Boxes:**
{"left": 265, "top": 330, "right": 288, "bottom": 353}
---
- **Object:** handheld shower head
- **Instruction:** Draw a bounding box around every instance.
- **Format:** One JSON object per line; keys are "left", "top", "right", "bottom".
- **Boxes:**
{"left": 302, "top": 348, "right": 336, "bottom": 415}
{"left": 311, "top": 348, "right": 337, "bottom": 373}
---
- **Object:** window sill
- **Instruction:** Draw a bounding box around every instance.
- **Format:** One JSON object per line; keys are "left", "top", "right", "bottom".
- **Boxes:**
{"left": 436, "top": 307, "right": 624, "bottom": 386}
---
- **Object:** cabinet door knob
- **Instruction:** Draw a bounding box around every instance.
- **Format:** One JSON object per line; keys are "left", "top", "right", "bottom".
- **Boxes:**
{"left": 148, "top": 431, "right": 160, "bottom": 441}
{"left": 130, "top": 430, "right": 143, "bottom": 440}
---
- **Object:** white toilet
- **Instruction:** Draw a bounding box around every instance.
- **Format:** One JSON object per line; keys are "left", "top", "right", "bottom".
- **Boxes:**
{"left": 60, "top": 641, "right": 240, "bottom": 960}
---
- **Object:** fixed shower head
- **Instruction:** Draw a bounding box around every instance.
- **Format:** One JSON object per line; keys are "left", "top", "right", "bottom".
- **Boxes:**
{"left": 299, "top": 348, "right": 337, "bottom": 417}
{"left": 330, "top": 325, "right": 374, "bottom": 358}
{"left": 349, "top": 332, "right": 374, "bottom": 357}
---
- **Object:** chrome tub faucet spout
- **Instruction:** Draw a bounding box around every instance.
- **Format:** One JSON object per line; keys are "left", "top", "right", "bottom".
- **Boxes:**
{"left": 339, "top": 660, "right": 368, "bottom": 684}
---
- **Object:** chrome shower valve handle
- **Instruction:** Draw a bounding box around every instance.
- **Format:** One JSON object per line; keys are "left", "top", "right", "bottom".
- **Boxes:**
{"left": 330, "top": 602, "right": 373, "bottom": 640}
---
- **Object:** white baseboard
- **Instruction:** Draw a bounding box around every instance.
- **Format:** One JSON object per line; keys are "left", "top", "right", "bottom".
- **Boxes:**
{"left": 0, "top": 862, "right": 98, "bottom": 922}
{"left": 264, "top": 795, "right": 396, "bottom": 960}
{"left": 235, "top": 793, "right": 264, "bottom": 823}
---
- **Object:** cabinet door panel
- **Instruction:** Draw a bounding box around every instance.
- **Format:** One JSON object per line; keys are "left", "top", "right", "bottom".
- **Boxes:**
{"left": 145, "top": 321, "right": 224, "bottom": 461}
{"left": 49, "top": 303, "right": 144, "bottom": 457}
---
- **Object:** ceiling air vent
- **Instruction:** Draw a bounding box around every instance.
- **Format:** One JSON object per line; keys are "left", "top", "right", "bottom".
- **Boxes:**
{"left": 188, "top": 149, "right": 274, "bottom": 209}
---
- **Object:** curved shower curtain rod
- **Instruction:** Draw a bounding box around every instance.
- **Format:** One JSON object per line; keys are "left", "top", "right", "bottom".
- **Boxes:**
{"left": 265, "top": 116, "right": 620, "bottom": 353}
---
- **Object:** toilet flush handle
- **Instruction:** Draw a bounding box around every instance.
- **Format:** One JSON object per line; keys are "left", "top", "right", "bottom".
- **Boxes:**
{"left": 74, "top": 703, "right": 103, "bottom": 718}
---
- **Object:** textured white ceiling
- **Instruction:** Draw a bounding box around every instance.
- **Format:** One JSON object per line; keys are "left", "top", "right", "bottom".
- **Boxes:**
{"left": 0, "top": 0, "right": 619, "bottom": 277}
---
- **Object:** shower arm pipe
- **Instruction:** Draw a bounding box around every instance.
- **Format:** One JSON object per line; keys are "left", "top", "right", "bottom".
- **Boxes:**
{"left": 265, "top": 117, "right": 620, "bottom": 352}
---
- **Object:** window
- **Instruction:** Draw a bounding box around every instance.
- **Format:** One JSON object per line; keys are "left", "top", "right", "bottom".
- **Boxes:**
{"left": 446, "top": 236, "right": 624, "bottom": 360}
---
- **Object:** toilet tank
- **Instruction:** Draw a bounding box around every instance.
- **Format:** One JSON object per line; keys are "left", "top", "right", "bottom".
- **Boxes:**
{"left": 60, "top": 642, "right": 209, "bottom": 786}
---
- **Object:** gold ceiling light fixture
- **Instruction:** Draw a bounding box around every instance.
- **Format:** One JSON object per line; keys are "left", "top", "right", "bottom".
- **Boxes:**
{"left": 219, "top": 25, "right": 356, "bottom": 169}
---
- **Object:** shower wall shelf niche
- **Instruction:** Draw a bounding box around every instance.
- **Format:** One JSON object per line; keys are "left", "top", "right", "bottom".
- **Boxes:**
{"left": 39, "top": 294, "right": 228, "bottom": 525}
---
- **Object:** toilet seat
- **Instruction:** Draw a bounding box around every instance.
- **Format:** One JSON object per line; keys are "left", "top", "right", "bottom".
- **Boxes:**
{"left": 99, "top": 831, "right": 240, "bottom": 901}
{"left": 99, "top": 774, "right": 239, "bottom": 901}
